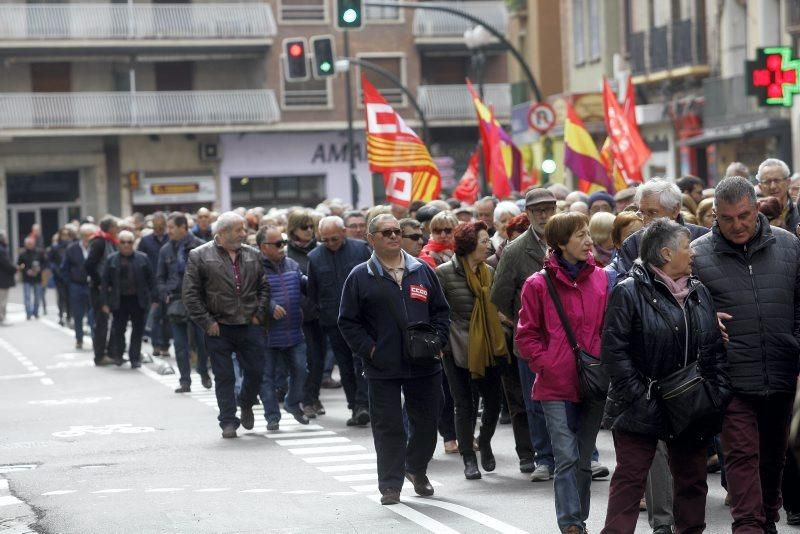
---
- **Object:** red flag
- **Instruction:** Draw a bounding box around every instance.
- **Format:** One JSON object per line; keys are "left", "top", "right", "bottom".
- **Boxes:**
{"left": 603, "top": 78, "right": 650, "bottom": 180}
{"left": 622, "top": 77, "right": 644, "bottom": 183}
{"left": 453, "top": 149, "right": 480, "bottom": 204}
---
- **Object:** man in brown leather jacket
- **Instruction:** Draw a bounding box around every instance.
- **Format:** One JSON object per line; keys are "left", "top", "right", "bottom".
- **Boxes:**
{"left": 183, "top": 212, "right": 270, "bottom": 439}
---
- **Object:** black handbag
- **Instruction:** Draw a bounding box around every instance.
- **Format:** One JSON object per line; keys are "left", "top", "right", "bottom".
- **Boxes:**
{"left": 370, "top": 260, "right": 441, "bottom": 366}
{"left": 652, "top": 360, "right": 721, "bottom": 438}
{"left": 543, "top": 270, "right": 609, "bottom": 401}
{"left": 166, "top": 298, "right": 188, "bottom": 324}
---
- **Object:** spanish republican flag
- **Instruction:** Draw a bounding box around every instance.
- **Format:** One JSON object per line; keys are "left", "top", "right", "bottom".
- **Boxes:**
{"left": 563, "top": 102, "right": 612, "bottom": 193}
{"left": 362, "top": 76, "right": 440, "bottom": 207}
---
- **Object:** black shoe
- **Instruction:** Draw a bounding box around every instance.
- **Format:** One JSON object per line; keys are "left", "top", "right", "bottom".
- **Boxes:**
{"left": 405, "top": 472, "right": 434, "bottom": 497}
{"left": 200, "top": 374, "right": 212, "bottom": 389}
{"left": 266, "top": 421, "right": 279, "bottom": 431}
{"left": 113, "top": 356, "right": 124, "bottom": 367}
{"left": 519, "top": 459, "right": 536, "bottom": 473}
{"left": 240, "top": 404, "right": 254, "bottom": 430}
{"left": 321, "top": 376, "right": 342, "bottom": 389}
{"left": 313, "top": 399, "right": 326, "bottom": 415}
{"left": 287, "top": 408, "right": 310, "bottom": 425}
{"left": 302, "top": 404, "right": 317, "bottom": 419}
{"left": 499, "top": 412, "right": 511, "bottom": 425}
{"left": 652, "top": 527, "right": 672, "bottom": 534}
{"left": 463, "top": 454, "right": 481, "bottom": 480}
{"left": 94, "top": 356, "right": 116, "bottom": 366}
{"left": 380, "top": 487, "right": 401, "bottom": 505}
{"left": 346, "top": 414, "right": 358, "bottom": 426}
{"left": 221, "top": 425, "right": 237, "bottom": 439}
{"left": 765, "top": 524, "right": 778, "bottom": 534}
{"left": 480, "top": 442, "right": 496, "bottom": 472}
{"left": 131, "top": 362, "right": 141, "bottom": 369}
{"left": 75, "top": 341, "right": 83, "bottom": 350}
{"left": 354, "top": 407, "right": 370, "bottom": 426}
{"left": 788, "top": 512, "right": 800, "bottom": 526}
{"left": 174, "top": 384, "right": 191, "bottom": 393}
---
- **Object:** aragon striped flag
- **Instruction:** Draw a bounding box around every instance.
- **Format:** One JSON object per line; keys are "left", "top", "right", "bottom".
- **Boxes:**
{"left": 362, "top": 75, "right": 441, "bottom": 207}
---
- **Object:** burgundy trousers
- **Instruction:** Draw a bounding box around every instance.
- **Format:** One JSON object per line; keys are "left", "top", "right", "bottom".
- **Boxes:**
{"left": 721, "top": 393, "right": 794, "bottom": 533}
{"left": 602, "top": 430, "right": 708, "bottom": 534}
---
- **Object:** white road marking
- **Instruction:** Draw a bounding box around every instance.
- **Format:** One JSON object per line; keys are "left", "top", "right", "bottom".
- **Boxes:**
{"left": 239, "top": 489, "right": 275, "bottom": 493}
{"left": 366, "top": 495, "right": 461, "bottom": 534}
{"left": 0, "top": 335, "right": 53, "bottom": 384}
{"left": 28, "top": 397, "right": 111, "bottom": 406}
{"left": 327, "top": 491, "right": 360, "bottom": 496}
{"left": 40, "top": 378, "right": 54, "bottom": 386}
{"left": 144, "top": 488, "right": 184, "bottom": 493}
{"left": 0, "top": 372, "right": 45, "bottom": 380}
{"left": 264, "top": 431, "right": 336, "bottom": 439}
{"left": 302, "top": 453, "right": 377, "bottom": 464}
{"left": 41, "top": 490, "right": 76, "bottom": 496}
{"left": 193, "top": 488, "right": 230, "bottom": 493}
{"left": 0, "top": 495, "right": 22, "bottom": 506}
{"left": 0, "top": 465, "right": 37, "bottom": 474}
{"left": 407, "top": 497, "right": 529, "bottom": 534}
{"left": 350, "top": 484, "right": 380, "bottom": 493}
{"left": 288, "top": 445, "right": 366, "bottom": 455}
{"left": 91, "top": 489, "right": 131, "bottom": 494}
{"left": 334, "top": 473, "right": 378, "bottom": 482}
{"left": 45, "top": 361, "right": 93, "bottom": 369}
{"left": 317, "top": 464, "right": 376, "bottom": 473}
{"left": 282, "top": 490, "right": 318, "bottom": 495}
{"left": 275, "top": 437, "right": 350, "bottom": 446}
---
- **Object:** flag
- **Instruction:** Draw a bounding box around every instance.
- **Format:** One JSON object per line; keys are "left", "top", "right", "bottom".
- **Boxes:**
{"left": 563, "top": 102, "right": 612, "bottom": 193}
{"left": 362, "top": 75, "right": 440, "bottom": 206}
{"left": 603, "top": 78, "right": 650, "bottom": 181}
{"left": 622, "top": 77, "right": 644, "bottom": 183}
{"left": 466, "top": 79, "right": 520, "bottom": 199}
{"left": 453, "top": 149, "right": 480, "bottom": 204}
{"left": 600, "top": 137, "right": 628, "bottom": 194}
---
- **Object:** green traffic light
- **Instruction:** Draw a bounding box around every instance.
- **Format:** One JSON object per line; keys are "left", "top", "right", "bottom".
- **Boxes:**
{"left": 320, "top": 62, "right": 332, "bottom": 73}
{"left": 343, "top": 8, "right": 358, "bottom": 23}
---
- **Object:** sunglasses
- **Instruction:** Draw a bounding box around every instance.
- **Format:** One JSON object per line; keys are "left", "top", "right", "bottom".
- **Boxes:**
{"left": 432, "top": 227, "right": 453, "bottom": 235}
{"left": 320, "top": 236, "right": 341, "bottom": 244}
{"left": 119, "top": 240, "right": 134, "bottom": 244}
{"left": 374, "top": 228, "right": 402, "bottom": 238}
{"left": 265, "top": 240, "right": 287, "bottom": 248}
{"left": 299, "top": 224, "right": 314, "bottom": 231}
{"left": 403, "top": 233, "right": 423, "bottom": 241}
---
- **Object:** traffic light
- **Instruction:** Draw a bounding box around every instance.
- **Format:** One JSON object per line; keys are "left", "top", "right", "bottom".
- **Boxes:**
{"left": 311, "top": 36, "right": 336, "bottom": 79}
{"left": 283, "top": 38, "right": 309, "bottom": 81}
{"left": 336, "top": 0, "right": 363, "bottom": 29}
{"left": 541, "top": 136, "right": 555, "bottom": 180}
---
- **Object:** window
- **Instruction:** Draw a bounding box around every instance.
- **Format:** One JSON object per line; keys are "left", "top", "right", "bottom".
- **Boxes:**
{"left": 279, "top": 0, "right": 326, "bottom": 23}
{"left": 357, "top": 55, "right": 406, "bottom": 106}
{"left": 572, "top": 0, "right": 585, "bottom": 65}
{"left": 230, "top": 175, "right": 326, "bottom": 208}
{"left": 366, "top": 0, "right": 401, "bottom": 22}
{"left": 282, "top": 75, "right": 330, "bottom": 108}
{"left": 588, "top": 0, "right": 600, "bottom": 61}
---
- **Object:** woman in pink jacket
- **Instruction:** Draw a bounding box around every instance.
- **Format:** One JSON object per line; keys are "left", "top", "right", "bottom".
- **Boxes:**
{"left": 515, "top": 212, "right": 610, "bottom": 534}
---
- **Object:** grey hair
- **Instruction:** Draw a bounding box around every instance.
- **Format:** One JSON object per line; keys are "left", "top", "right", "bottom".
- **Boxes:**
{"left": 398, "top": 218, "right": 422, "bottom": 232}
{"left": 634, "top": 178, "right": 682, "bottom": 211}
{"left": 639, "top": 218, "right": 690, "bottom": 268}
{"left": 494, "top": 201, "right": 521, "bottom": 223}
{"left": 368, "top": 214, "right": 398, "bottom": 235}
{"left": 318, "top": 215, "right": 345, "bottom": 233}
{"left": 118, "top": 230, "right": 135, "bottom": 242}
{"left": 215, "top": 211, "right": 245, "bottom": 234}
{"left": 714, "top": 176, "right": 757, "bottom": 208}
{"left": 79, "top": 223, "right": 96, "bottom": 236}
{"left": 756, "top": 158, "right": 791, "bottom": 182}
{"left": 725, "top": 161, "right": 750, "bottom": 179}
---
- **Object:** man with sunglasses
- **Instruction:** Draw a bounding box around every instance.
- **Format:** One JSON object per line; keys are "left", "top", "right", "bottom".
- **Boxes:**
{"left": 307, "top": 216, "right": 372, "bottom": 427}
{"left": 100, "top": 230, "right": 154, "bottom": 368}
{"left": 256, "top": 226, "right": 309, "bottom": 430}
{"left": 339, "top": 214, "right": 450, "bottom": 505}
{"left": 399, "top": 218, "right": 424, "bottom": 257}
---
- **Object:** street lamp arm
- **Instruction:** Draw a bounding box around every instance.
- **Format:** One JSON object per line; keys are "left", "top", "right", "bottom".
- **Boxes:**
{"left": 364, "top": 0, "right": 542, "bottom": 102}
{"left": 345, "top": 57, "right": 430, "bottom": 145}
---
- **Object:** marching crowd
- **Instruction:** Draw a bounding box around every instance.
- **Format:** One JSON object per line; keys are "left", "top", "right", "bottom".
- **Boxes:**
{"left": 2, "top": 157, "right": 800, "bottom": 533}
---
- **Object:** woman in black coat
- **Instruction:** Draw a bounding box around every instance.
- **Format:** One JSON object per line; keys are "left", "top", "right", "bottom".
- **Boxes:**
{"left": 600, "top": 219, "right": 730, "bottom": 534}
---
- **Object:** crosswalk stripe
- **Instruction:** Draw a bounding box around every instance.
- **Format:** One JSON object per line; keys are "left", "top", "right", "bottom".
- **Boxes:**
{"left": 333, "top": 473, "right": 377, "bottom": 482}
{"left": 264, "top": 431, "right": 335, "bottom": 439}
{"left": 275, "top": 437, "right": 350, "bottom": 447}
{"left": 288, "top": 445, "right": 365, "bottom": 455}
{"left": 302, "top": 453, "right": 377, "bottom": 464}
{"left": 317, "top": 464, "right": 375, "bottom": 473}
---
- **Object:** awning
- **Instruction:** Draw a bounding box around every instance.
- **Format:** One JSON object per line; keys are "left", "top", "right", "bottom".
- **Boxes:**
{"left": 681, "top": 117, "right": 789, "bottom": 146}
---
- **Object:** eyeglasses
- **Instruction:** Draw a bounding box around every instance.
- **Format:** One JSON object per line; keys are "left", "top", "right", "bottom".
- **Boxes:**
{"left": 119, "top": 240, "right": 134, "bottom": 244}
{"left": 265, "top": 240, "right": 287, "bottom": 248}
{"left": 320, "top": 236, "right": 341, "bottom": 244}
{"left": 529, "top": 205, "right": 556, "bottom": 217}
{"left": 299, "top": 224, "right": 314, "bottom": 231}
{"left": 760, "top": 178, "right": 787, "bottom": 187}
{"left": 432, "top": 227, "right": 453, "bottom": 235}
{"left": 346, "top": 223, "right": 366, "bottom": 229}
{"left": 374, "top": 228, "right": 402, "bottom": 238}
{"left": 402, "top": 233, "right": 424, "bottom": 241}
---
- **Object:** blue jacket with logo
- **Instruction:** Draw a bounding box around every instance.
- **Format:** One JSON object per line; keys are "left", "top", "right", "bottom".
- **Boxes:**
{"left": 338, "top": 251, "right": 450, "bottom": 380}
{"left": 263, "top": 256, "right": 306, "bottom": 348}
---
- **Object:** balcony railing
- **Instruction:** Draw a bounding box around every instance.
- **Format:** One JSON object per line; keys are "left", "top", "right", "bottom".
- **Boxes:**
{"left": 628, "top": 19, "right": 707, "bottom": 77}
{"left": 0, "top": 3, "right": 276, "bottom": 41}
{"left": 417, "top": 84, "right": 510, "bottom": 121}
{"left": 0, "top": 90, "right": 280, "bottom": 131}
{"left": 413, "top": 2, "right": 508, "bottom": 39}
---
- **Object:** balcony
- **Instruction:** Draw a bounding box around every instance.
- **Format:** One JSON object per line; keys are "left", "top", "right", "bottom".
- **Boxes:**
{"left": 0, "top": 3, "right": 276, "bottom": 53}
{"left": 628, "top": 19, "right": 708, "bottom": 84}
{"left": 413, "top": 1, "right": 508, "bottom": 48}
{"left": 0, "top": 90, "right": 280, "bottom": 136}
{"left": 417, "top": 83, "right": 510, "bottom": 124}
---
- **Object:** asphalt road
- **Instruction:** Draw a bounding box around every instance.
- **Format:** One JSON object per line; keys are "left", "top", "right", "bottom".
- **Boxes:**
{"left": 0, "top": 288, "right": 766, "bottom": 533}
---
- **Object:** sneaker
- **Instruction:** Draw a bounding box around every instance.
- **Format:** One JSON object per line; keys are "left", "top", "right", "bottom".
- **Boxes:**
{"left": 174, "top": 384, "right": 191, "bottom": 393}
{"left": 302, "top": 404, "right": 317, "bottom": 419}
{"left": 313, "top": 399, "right": 326, "bottom": 416}
{"left": 200, "top": 374, "right": 212, "bottom": 389}
{"left": 321, "top": 376, "right": 342, "bottom": 389}
{"left": 530, "top": 464, "right": 553, "bottom": 482}
{"left": 591, "top": 461, "right": 610, "bottom": 479}
{"left": 444, "top": 440, "right": 459, "bottom": 454}
{"left": 240, "top": 405, "right": 255, "bottom": 430}
{"left": 287, "top": 408, "right": 310, "bottom": 425}
{"left": 354, "top": 407, "right": 370, "bottom": 426}
{"left": 221, "top": 425, "right": 237, "bottom": 439}
{"left": 380, "top": 487, "right": 401, "bottom": 505}
{"left": 266, "top": 421, "right": 279, "bottom": 431}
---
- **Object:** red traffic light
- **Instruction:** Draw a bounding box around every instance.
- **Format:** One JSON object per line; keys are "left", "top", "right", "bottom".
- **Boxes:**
{"left": 289, "top": 43, "right": 304, "bottom": 57}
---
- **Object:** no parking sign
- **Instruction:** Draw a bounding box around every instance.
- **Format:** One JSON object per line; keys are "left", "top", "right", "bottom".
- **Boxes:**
{"left": 528, "top": 102, "right": 556, "bottom": 134}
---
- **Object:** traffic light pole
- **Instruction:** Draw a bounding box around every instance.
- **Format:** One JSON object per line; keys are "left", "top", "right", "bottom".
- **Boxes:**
{"left": 342, "top": 31, "right": 359, "bottom": 208}
{"left": 364, "top": 1, "right": 542, "bottom": 102}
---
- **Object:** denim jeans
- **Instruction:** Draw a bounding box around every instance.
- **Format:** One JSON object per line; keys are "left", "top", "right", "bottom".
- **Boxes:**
{"left": 260, "top": 342, "right": 308, "bottom": 423}
{"left": 172, "top": 319, "right": 209, "bottom": 387}
{"left": 23, "top": 282, "right": 42, "bottom": 318}
{"left": 541, "top": 399, "right": 605, "bottom": 532}
{"left": 148, "top": 302, "right": 171, "bottom": 350}
{"left": 69, "top": 283, "right": 92, "bottom": 343}
{"left": 517, "top": 357, "right": 555, "bottom": 468}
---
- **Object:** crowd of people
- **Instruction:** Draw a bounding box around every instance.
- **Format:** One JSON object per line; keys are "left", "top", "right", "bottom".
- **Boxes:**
{"left": 2, "top": 157, "right": 800, "bottom": 533}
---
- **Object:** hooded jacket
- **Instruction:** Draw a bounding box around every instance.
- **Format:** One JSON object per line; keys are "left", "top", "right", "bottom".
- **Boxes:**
{"left": 515, "top": 254, "right": 609, "bottom": 403}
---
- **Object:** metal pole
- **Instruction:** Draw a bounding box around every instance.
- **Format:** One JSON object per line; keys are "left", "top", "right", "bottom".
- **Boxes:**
{"left": 365, "top": 0, "right": 542, "bottom": 102}
{"left": 343, "top": 30, "right": 359, "bottom": 208}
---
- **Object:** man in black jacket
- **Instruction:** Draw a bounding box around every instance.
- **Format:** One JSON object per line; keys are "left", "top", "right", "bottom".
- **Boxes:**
{"left": 756, "top": 158, "right": 800, "bottom": 234}
{"left": 61, "top": 223, "right": 95, "bottom": 348}
{"left": 691, "top": 176, "right": 800, "bottom": 533}
{"left": 17, "top": 237, "right": 46, "bottom": 320}
{"left": 84, "top": 216, "right": 118, "bottom": 365}
{"left": 138, "top": 212, "right": 170, "bottom": 356}
{"left": 0, "top": 230, "right": 16, "bottom": 324}
{"left": 100, "top": 231, "right": 154, "bottom": 368}
{"left": 308, "top": 216, "right": 372, "bottom": 427}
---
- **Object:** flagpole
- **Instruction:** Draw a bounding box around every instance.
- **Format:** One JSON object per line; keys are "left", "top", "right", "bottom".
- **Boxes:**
{"left": 343, "top": 30, "right": 359, "bottom": 208}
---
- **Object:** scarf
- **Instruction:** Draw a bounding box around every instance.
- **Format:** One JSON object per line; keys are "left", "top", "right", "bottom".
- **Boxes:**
{"left": 556, "top": 255, "right": 586, "bottom": 280}
{"left": 92, "top": 229, "right": 119, "bottom": 246}
{"left": 592, "top": 243, "right": 614, "bottom": 267}
{"left": 461, "top": 257, "right": 508, "bottom": 378}
{"left": 420, "top": 239, "right": 454, "bottom": 267}
{"left": 649, "top": 264, "right": 691, "bottom": 306}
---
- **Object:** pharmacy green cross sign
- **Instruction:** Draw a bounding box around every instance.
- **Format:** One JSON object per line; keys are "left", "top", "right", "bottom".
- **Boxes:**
{"left": 746, "top": 47, "right": 800, "bottom": 107}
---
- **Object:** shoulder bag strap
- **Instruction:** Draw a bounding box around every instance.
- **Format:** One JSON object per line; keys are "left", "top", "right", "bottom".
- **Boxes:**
{"left": 369, "top": 259, "right": 407, "bottom": 333}
{"left": 542, "top": 270, "right": 581, "bottom": 356}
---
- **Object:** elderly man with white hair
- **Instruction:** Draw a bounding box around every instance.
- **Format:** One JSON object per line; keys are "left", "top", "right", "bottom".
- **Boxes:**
{"left": 756, "top": 158, "right": 800, "bottom": 233}
{"left": 61, "top": 223, "right": 97, "bottom": 348}
{"left": 491, "top": 201, "right": 521, "bottom": 250}
{"left": 183, "top": 212, "right": 270, "bottom": 439}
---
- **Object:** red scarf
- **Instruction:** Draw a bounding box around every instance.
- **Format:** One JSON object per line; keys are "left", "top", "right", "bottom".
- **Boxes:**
{"left": 420, "top": 239, "right": 453, "bottom": 268}
{"left": 92, "top": 229, "right": 119, "bottom": 246}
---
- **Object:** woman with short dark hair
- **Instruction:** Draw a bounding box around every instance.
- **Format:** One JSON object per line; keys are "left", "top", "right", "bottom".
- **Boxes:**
{"left": 516, "top": 212, "right": 610, "bottom": 534}
{"left": 436, "top": 221, "right": 508, "bottom": 480}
